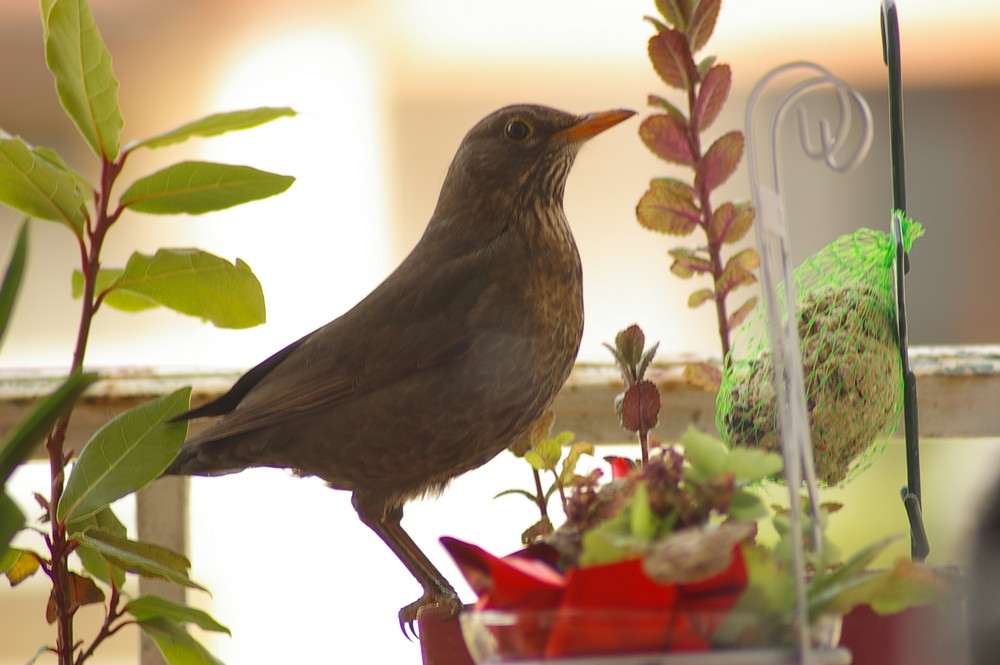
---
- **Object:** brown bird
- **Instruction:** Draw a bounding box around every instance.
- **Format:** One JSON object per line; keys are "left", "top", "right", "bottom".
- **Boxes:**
{"left": 166, "top": 104, "right": 635, "bottom": 630}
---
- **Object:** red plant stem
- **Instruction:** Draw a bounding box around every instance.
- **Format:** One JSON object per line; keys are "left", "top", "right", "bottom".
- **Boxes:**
{"left": 687, "top": 68, "right": 733, "bottom": 364}
{"left": 638, "top": 429, "right": 650, "bottom": 466}
{"left": 46, "top": 152, "right": 126, "bottom": 665}
{"left": 75, "top": 581, "right": 129, "bottom": 665}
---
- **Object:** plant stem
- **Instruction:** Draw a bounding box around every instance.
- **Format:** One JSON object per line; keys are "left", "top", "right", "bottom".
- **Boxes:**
{"left": 687, "top": 71, "right": 733, "bottom": 364}
{"left": 46, "top": 152, "right": 125, "bottom": 665}
{"left": 531, "top": 468, "right": 549, "bottom": 523}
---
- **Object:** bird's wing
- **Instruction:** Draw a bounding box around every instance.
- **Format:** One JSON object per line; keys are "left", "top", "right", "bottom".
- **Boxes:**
{"left": 179, "top": 238, "right": 503, "bottom": 447}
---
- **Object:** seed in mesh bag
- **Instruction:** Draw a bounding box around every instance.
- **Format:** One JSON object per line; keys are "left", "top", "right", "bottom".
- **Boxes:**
{"left": 722, "top": 286, "right": 901, "bottom": 484}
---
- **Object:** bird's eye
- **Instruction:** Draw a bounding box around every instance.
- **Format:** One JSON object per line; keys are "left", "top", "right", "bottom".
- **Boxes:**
{"left": 504, "top": 120, "right": 531, "bottom": 141}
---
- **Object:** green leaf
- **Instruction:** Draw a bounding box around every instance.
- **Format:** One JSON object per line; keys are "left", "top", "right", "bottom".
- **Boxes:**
{"left": 0, "top": 136, "right": 87, "bottom": 231}
{"left": 687, "top": 288, "right": 714, "bottom": 308}
{"left": 727, "top": 489, "right": 770, "bottom": 522}
{"left": 559, "top": 441, "right": 594, "bottom": 486}
{"left": 654, "top": 0, "right": 687, "bottom": 30}
{"left": 0, "top": 492, "right": 25, "bottom": 561}
{"left": 104, "top": 249, "right": 266, "bottom": 328}
{"left": 127, "top": 595, "right": 231, "bottom": 634}
{"left": 628, "top": 482, "right": 657, "bottom": 540}
{"left": 76, "top": 528, "right": 205, "bottom": 591}
{"left": 58, "top": 388, "right": 191, "bottom": 523}
{"left": 0, "top": 220, "right": 29, "bottom": 350}
{"left": 0, "top": 370, "right": 97, "bottom": 483}
{"left": 646, "top": 95, "right": 687, "bottom": 122}
{"left": 72, "top": 268, "right": 159, "bottom": 312}
{"left": 68, "top": 506, "right": 127, "bottom": 588}
{"left": 726, "top": 448, "right": 783, "bottom": 483}
{"left": 43, "top": 0, "right": 123, "bottom": 158}
{"left": 525, "top": 436, "right": 561, "bottom": 472}
{"left": 680, "top": 426, "right": 727, "bottom": 478}
{"left": 120, "top": 161, "right": 294, "bottom": 215}
{"left": 138, "top": 616, "right": 225, "bottom": 665}
{"left": 133, "top": 107, "right": 297, "bottom": 150}
{"left": 636, "top": 178, "right": 700, "bottom": 235}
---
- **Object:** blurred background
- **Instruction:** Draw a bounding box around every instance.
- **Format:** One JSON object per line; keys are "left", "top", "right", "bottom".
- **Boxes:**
{"left": 1, "top": 0, "right": 999, "bottom": 663}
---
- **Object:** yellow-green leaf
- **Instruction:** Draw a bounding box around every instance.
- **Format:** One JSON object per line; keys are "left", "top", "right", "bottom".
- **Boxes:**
{"left": 107, "top": 249, "right": 265, "bottom": 329}
{"left": 133, "top": 107, "right": 297, "bottom": 150}
{"left": 76, "top": 528, "right": 205, "bottom": 591}
{"left": 4, "top": 549, "right": 40, "bottom": 585}
{"left": 43, "top": 0, "right": 123, "bottom": 158}
{"left": 127, "top": 595, "right": 231, "bottom": 635}
{"left": 58, "top": 388, "right": 191, "bottom": 523}
{"left": 120, "top": 161, "right": 294, "bottom": 215}
{"left": 0, "top": 137, "right": 87, "bottom": 231}
{"left": 138, "top": 616, "right": 225, "bottom": 665}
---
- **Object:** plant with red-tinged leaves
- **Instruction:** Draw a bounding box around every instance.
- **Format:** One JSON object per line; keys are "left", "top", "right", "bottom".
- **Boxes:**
{"left": 605, "top": 325, "right": 661, "bottom": 465}
{"left": 636, "top": 0, "right": 759, "bottom": 387}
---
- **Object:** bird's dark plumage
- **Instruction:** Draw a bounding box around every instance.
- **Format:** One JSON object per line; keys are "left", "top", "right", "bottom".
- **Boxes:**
{"left": 166, "top": 104, "right": 635, "bottom": 629}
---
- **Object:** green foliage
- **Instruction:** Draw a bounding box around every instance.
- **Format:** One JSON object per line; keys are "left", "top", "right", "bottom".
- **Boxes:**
{"left": 637, "top": 0, "right": 757, "bottom": 376}
{"left": 132, "top": 107, "right": 296, "bottom": 150}
{"left": 120, "top": 161, "right": 294, "bottom": 215}
{"left": 42, "top": 0, "right": 123, "bottom": 159}
{"left": 0, "top": 136, "right": 88, "bottom": 231}
{"left": 58, "top": 388, "right": 192, "bottom": 523}
{"left": 73, "top": 250, "right": 267, "bottom": 328}
{"left": 0, "top": 0, "right": 296, "bottom": 662}
{"left": 0, "top": 221, "right": 29, "bottom": 348}
{"left": 500, "top": 429, "right": 594, "bottom": 544}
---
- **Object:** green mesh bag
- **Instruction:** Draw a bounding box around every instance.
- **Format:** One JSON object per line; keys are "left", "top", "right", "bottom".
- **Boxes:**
{"left": 717, "top": 216, "right": 924, "bottom": 485}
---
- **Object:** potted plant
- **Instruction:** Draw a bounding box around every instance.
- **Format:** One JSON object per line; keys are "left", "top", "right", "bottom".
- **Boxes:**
{"left": 418, "top": 1, "right": 956, "bottom": 663}
{"left": 0, "top": 1, "right": 295, "bottom": 662}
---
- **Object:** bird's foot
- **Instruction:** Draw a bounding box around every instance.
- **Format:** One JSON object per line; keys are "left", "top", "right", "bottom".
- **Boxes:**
{"left": 398, "top": 588, "right": 462, "bottom": 640}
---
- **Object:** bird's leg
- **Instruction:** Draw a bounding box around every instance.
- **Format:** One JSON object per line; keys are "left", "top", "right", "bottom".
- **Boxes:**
{"left": 352, "top": 496, "right": 461, "bottom": 636}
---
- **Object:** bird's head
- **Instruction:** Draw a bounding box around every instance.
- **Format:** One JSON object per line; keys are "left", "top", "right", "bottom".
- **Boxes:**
{"left": 441, "top": 104, "right": 635, "bottom": 209}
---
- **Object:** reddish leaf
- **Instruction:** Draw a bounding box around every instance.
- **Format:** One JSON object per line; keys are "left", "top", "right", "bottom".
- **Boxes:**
{"left": 648, "top": 29, "right": 699, "bottom": 91}
{"left": 639, "top": 114, "right": 694, "bottom": 166}
{"left": 727, "top": 296, "right": 759, "bottom": 330}
{"left": 621, "top": 380, "right": 661, "bottom": 433}
{"left": 695, "top": 131, "right": 744, "bottom": 192}
{"left": 709, "top": 201, "right": 755, "bottom": 244}
{"left": 668, "top": 248, "right": 713, "bottom": 278}
{"left": 687, "top": 288, "right": 714, "bottom": 308}
{"left": 46, "top": 573, "right": 106, "bottom": 624}
{"left": 683, "top": 362, "right": 722, "bottom": 392}
{"left": 687, "top": 0, "right": 721, "bottom": 53}
{"left": 614, "top": 325, "right": 646, "bottom": 368}
{"left": 636, "top": 178, "right": 700, "bottom": 235}
{"left": 694, "top": 64, "right": 731, "bottom": 131}
{"left": 714, "top": 263, "right": 757, "bottom": 297}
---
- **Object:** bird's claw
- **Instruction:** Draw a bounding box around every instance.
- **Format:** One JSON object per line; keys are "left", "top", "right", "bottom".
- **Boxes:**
{"left": 398, "top": 590, "right": 462, "bottom": 640}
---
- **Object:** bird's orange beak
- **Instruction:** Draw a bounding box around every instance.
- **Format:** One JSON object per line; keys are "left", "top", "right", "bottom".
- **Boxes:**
{"left": 554, "top": 109, "right": 636, "bottom": 144}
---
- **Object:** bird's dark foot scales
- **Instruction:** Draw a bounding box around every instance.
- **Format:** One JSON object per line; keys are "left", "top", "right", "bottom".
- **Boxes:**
{"left": 399, "top": 588, "right": 462, "bottom": 639}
